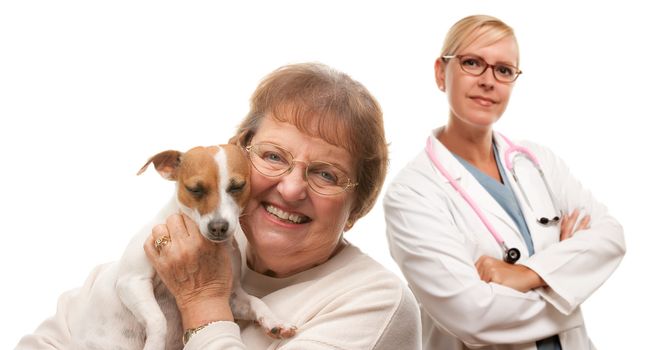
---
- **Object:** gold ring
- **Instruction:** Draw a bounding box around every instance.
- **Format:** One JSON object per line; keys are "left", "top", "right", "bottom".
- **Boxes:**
{"left": 154, "top": 235, "right": 171, "bottom": 251}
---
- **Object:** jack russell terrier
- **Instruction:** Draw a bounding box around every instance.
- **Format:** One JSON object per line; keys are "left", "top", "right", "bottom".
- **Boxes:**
{"left": 67, "top": 144, "right": 296, "bottom": 349}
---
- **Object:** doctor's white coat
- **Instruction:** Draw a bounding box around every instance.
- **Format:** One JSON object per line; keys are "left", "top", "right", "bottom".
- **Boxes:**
{"left": 384, "top": 130, "right": 625, "bottom": 350}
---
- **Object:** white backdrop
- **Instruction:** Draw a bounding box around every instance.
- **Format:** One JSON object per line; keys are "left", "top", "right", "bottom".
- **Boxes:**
{"left": 1, "top": 1, "right": 645, "bottom": 348}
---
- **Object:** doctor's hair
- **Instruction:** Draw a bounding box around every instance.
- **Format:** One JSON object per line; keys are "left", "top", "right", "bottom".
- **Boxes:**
{"left": 440, "top": 15, "right": 520, "bottom": 66}
{"left": 232, "top": 62, "right": 388, "bottom": 226}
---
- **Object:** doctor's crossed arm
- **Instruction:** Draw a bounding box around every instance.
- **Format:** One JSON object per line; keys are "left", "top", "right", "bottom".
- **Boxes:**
{"left": 475, "top": 207, "right": 591, "bottom": 293}
{"left": 384, "top": 14, "right": 625, "bottom": 350}
{"left": 514, "top": 142, "right": 625, "bottom": 314}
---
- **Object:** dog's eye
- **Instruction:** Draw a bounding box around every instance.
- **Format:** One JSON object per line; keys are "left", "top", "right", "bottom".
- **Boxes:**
{"left": 227, "top": 179, "right": 246, "bottom": 194}
{"left": 185, "top": 185, "right": 206, "bottom": 198}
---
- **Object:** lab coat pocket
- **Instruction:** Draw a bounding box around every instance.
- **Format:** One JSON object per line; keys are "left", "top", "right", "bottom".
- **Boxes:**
{"left": 529, "top": 219, "right": 560, "bottom": 252}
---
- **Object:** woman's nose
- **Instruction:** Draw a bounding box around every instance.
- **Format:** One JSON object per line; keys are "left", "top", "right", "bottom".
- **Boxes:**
{"left": 478, "top": 71, "right": 496, "bottom": 90}
{"left": 276, "top": 164, "right": 309, "bottom": 201}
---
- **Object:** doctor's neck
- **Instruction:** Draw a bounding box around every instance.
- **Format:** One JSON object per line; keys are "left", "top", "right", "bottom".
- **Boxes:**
{"left": 438, "top": 122, "right": 495, "bottom": 164}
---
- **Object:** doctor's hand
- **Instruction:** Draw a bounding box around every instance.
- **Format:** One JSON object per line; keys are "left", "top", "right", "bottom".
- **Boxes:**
{"left": 475, "top": 256, "right": 545, "bottom": 293}
{"left": 144, "top": 213, "right": 234, "bottom": 329}
{"left": 560, "top": 208, "right": 591, "bottom": 241}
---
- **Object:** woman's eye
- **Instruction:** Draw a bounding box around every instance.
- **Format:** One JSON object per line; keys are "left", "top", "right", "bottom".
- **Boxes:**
{"left": 317, "top": 170, "right": 337, "bottom": 183}
{"left": 496, "top": 65, "right": 514, "bottom": 76}
{"left": 462, "top": 58, "right": 482, "bottom": 67}
{"left": 263, "top": 152, "right": 287, "bottom": 164}
{"left": 309, "top": 165, "right": 341, "bottom": 185}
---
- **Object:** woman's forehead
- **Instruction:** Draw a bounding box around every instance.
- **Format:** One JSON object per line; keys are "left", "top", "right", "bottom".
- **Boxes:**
{"left": 461, "top": 34, "right": 519, "bottom": 64}
{"left": 266, "top": 106, "right": 354, "bottom": 151}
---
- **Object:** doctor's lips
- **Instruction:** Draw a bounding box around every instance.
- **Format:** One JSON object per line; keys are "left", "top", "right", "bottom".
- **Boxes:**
{"left": 469, "top": 95, "right": 497, "bottom": 106}
{"left": 264, "top": 203, "right": 312, "bottom": 224}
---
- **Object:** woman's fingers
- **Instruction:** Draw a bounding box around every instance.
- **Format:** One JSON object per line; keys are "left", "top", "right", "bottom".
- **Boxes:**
{"left": 560, "top": 209, "right": 591, "bottom": 241}
{"left": 145, "top": 224, "right": 171, "bottom": 258}
{"left": 577, "top": 214, "right": 591, "bottom": 231}
{"left": 144, "top": 213, "right": 234, "bottom": 311}
{"left": 475, "top": 256, "right": 493, "bottom": 282}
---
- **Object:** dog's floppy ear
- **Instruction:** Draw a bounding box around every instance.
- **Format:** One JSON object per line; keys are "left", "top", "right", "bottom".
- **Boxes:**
{"left": 228, "top": 129, "right": 253, "bottom": 147}
{"left": 137, "top": 150, "right": 182, "bottom": 180}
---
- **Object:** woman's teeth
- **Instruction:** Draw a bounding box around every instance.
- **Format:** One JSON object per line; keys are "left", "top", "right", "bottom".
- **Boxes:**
{"left": 265, "top": 204, "right": 309, "bottom": 224}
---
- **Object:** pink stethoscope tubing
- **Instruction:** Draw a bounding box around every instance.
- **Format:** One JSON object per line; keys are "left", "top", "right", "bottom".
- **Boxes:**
{"left": 425, "top": 134, "right": 561, "bottom": 263}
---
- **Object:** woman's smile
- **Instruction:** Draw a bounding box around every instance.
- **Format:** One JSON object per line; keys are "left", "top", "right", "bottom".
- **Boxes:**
{"left": 263, "top": 202, "right": 312, "bottom": 225}
{"left": 469, "top": 95, "right": 496, "bottom": 107}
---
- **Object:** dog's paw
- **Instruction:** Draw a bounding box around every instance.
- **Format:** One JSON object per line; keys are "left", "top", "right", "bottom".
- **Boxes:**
{"left": 266, "top": 324, "right": 298, "bottom": 339}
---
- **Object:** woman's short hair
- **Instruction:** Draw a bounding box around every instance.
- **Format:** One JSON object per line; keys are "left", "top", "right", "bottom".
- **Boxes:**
{"left": 233, "top": 62, "right": 388, "bottom": 225}
{"left": 441, "top": 15, "right": 519, "bottom": 65}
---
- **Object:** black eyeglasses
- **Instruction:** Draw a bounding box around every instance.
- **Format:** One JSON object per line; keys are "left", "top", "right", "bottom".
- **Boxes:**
{"left": 245, "top": 142, "right": 358, "bottom": 196}
{"left": 442, "top": 54, "right": 522, "bottom": 83}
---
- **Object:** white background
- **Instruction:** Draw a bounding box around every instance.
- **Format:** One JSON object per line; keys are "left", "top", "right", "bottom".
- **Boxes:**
{"left": 1, "top": 1, "right": 645, "bottom": 348}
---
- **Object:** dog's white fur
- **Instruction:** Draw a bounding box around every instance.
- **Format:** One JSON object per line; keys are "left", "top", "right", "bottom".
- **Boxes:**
{"left": 66, "top": 145, "right": 295, "bottom": 350}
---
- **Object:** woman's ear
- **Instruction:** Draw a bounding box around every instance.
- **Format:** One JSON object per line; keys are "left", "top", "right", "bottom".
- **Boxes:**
{"left": 435, "top": 57, "right": 447, "bottom": 92}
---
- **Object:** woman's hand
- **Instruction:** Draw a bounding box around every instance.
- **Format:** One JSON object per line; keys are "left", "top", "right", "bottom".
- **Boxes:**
{"left": 144, "top": 213, "right": 234, "bottom": 329}
{"left": 475, "top": 209, "right": 591, "bottom": 293}
{"left": 475, "top": 256, "right": 545, "bottom": 293}
{"left": 560, "top": 208, "right": 591, "bottom": 241}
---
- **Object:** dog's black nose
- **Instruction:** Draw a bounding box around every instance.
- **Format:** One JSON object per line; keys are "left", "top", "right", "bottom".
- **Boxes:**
{"left": 208, "top": 220, "right": 229, "bottom": 237}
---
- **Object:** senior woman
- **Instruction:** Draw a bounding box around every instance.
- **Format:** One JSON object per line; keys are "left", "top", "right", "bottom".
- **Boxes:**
{"left": 16, "top": 63, "right": 421, "bottom": 349}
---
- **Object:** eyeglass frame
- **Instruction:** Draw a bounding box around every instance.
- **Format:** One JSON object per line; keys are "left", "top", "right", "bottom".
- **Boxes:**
{"left": 244, "top": 142, "right": 359, "bottom": 196}
{"left": 441, "top": 54, "right": 522, "bottom": 83}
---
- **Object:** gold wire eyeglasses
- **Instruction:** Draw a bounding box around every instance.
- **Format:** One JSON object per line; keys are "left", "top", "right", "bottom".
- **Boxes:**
{"left": 245, "top": 142, "right": 358, "bottom": 196}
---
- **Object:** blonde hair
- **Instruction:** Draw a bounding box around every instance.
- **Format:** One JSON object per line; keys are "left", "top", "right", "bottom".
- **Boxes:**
{"left": 441, "top": 15, "right": 519, "bottom": 65}
{"left": 234, "top": 62, "right": 388, "bottom": 225}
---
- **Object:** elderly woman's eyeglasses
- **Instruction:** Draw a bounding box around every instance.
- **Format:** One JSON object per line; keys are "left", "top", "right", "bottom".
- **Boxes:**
{"left": 442, "top": 54, "right": 522, "bottom": 83}
{"left": 245, "top": 143, "right": 358, "bottom": 196}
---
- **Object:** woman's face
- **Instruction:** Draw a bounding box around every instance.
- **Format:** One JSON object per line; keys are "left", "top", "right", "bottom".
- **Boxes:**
{"left": 241, "top": 116, "right": 357, "bottom": 277}
{"left": 436, "top": 34, "right": 519, "bottom": 129}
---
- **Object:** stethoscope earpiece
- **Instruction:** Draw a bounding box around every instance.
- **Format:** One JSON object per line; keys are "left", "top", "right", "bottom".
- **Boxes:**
{"left": 537, "top": 216, "right": 560, "bottom": 225}
{"left": 504, "top": 247, "right": 521, "bottom": 264}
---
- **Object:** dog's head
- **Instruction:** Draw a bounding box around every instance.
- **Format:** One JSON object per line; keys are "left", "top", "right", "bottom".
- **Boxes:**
{"left": 138, "top": 144, "right": 251, "bottom": 242}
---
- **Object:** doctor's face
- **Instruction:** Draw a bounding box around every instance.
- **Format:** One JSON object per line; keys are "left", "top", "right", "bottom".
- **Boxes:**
{"left": 436, "top": 34, "right": 519, "bottom": 129}
{"left": 240, "top": 116, "right": 357, "bottom": 277}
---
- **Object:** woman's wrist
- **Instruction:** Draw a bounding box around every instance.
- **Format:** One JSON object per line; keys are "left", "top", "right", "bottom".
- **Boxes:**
{"left": 519, "top": 265, "right": 546, "bottom": 292}
{"left": 178, "top": 296, "right": 234, "bottom": 330}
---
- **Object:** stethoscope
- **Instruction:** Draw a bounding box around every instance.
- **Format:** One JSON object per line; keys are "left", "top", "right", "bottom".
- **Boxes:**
{"left": 425, "top": 133, "right": 562, "bottom": 264}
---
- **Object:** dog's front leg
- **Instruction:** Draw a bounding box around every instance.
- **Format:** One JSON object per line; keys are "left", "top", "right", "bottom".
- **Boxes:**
{"left": 117, "top": 273, "right": 167, "bottom": 350}
{"left": 230, "top": 285, "right": 298, "bottom": 339}
{"left": 228, "top": 238, "right": 297, "bottom": 339}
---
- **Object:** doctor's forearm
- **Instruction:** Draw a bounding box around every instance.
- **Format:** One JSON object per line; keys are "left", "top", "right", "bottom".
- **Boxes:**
{"left": 475, "top": 255, "right": 546, "bottom": 292}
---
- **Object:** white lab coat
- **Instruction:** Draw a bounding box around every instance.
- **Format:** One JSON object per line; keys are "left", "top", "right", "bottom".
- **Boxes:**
{"left": 384, "top": 129, "right": 625, "bottom": 350}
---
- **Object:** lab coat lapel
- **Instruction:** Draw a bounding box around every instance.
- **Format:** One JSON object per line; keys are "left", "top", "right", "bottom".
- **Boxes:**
{"left": 428, "top": 130, "right": 520, "bottom": 238}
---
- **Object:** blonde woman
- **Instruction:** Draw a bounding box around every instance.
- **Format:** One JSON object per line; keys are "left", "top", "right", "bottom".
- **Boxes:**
{"left": 384, "top": 15, "right": 625, "bottom": 349}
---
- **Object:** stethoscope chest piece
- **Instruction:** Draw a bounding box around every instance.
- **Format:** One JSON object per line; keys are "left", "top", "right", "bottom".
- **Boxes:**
{"left": 504, "top": 247, "right": 521, "bottom": 264}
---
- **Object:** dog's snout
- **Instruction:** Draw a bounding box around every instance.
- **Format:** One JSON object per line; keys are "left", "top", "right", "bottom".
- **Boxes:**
{"left": 208, "top": 219, "right": 229, "bottom": 238}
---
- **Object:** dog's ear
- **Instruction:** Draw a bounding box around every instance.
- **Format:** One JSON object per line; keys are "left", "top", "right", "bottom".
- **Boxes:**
{"left": 228, "top": 129, "right": 253, "bottom": 147}
{"left": 137, "top": 150, "right": 182, "bottom": 180}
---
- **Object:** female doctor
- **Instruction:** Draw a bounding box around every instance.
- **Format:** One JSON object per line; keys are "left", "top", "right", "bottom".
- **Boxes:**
{"left": 384, "top": 15, "right": 626, "bottom": 350}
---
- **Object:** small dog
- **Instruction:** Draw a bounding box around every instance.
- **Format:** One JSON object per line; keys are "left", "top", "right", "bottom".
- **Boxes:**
{"left": 67, "top": 144, "right": 296, "bottom": 350}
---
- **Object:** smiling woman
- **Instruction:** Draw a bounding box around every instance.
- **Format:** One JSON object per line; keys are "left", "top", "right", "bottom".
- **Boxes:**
{"left": 16, "top": 62, "right": 422, "bottom": 350}
{"left": 384, "top": 15, "right": 626, "bottom": 350}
